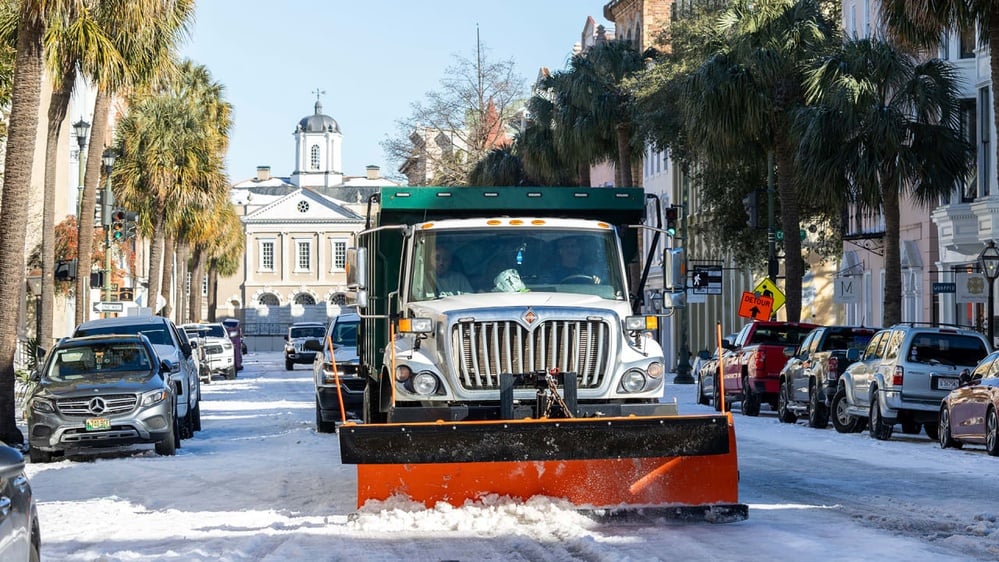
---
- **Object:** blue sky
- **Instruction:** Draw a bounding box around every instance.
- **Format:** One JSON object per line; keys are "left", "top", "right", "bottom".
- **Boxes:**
{"left": 180, "top": 1, "right": 609, "bottom": 183}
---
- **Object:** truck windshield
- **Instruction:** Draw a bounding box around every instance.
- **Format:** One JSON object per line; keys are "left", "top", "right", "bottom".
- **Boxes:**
{"left": 409, "top": 228, "right": 627, "bottom": 301}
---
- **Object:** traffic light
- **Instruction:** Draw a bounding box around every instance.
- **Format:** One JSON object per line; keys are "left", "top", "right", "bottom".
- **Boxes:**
{"left": 111, "top": 209, "right": 126, "bottom": 241}
{"left": 665, "top": 205, "right": 679, "bottom": 237}
{"left": 743, "top": 190, "right": 759, "bottom": 229}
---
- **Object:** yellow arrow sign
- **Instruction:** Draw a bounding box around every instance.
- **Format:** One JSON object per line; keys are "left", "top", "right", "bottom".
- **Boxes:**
{"left": 753, "top": 278, "right": 786, "bottom": 312}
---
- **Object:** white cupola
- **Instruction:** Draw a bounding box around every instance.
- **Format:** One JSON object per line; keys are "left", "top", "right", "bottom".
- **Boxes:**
{"left": 290, "top": 96, "right": 343, "bottom": 187}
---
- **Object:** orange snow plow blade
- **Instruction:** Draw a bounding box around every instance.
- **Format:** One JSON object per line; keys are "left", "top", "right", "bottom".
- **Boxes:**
{"left": 339, "top": 413, "right": 746, "bottom": 521}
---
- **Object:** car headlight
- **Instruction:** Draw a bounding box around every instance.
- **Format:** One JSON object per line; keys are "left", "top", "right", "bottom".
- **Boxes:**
{"left": 412, "top": 372, "right": 440, "bottom": 395}
{"left": 646, "top": 362, "right": 664, "bottom": 379}
{"left": 31, "top": 397, "right": 54, "bottom": 413}
{"left": 621, "top": 370, "right": 647, "bottom": 393}
{"left": 142, "top": 389, "right": 168, "bottom": 406}
{"left": 223, "top": 342, "right": 233, "bottom": 349}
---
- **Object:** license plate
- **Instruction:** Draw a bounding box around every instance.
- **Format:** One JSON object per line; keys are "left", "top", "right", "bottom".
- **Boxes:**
{"left": 936, "top": 377, "right": 959, "bottom": 391}
{"left": 85, "top": 417, "right": 111, "bottom": 431}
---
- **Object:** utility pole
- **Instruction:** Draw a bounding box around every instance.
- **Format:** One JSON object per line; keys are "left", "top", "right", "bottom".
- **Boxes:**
{"left": 674, "top": 173, "right": 694, "bottom": 384}
{"left": 766, "top": 150, "right": 778, "bottom": 321}
{"left": 102, "top": 149, "right": 117, "bottom": 317}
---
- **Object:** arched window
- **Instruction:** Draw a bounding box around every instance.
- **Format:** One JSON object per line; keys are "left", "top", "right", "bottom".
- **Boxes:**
{"left": 294, "top": 293, "right": 316, "bottom": 305}
{"left": 329, "top": 293, "right": 347, "bottom": 305}
{"left": 310, "top": 144, "right": 320, "bottom": 170}
{"left": 258, "top": 293, "right": 279, "bottom": 307}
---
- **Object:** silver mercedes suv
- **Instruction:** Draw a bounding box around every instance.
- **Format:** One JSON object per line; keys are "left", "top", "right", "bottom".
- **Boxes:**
{"left": 26, "top": 334, "right": 180, "bottom": 462}
{"left": 832, "top": 323, "right": 990, "bottom": 441}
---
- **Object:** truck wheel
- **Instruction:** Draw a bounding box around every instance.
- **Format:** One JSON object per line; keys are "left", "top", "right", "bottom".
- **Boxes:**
{"left": 285, "top": 359, "right": 293, "bottom": 371}
{"left": 363, "top": 381, "right": 387, "bottom": 424}
{"left": 808, "top": 383, "right": 829, "bottom": 429}
{"left": 696, "top": 377, "right": 710, "bottom": 406}
{"left": 316, "top": 398, "right": 337, "bottom": 433}
{"left": 938, "top": 407, "right": 960, "bottom": 449}
{"left": 831, "top": 387, "right": 862, "bottom": 433}
{"left": 777, "top": 380, "right": 796, "bottom": 423}
{"left": 869, "top": 393, "right": 893, "bottom": 441}
{"left": 741, "top": 376, "right": 760, "bottom": 417}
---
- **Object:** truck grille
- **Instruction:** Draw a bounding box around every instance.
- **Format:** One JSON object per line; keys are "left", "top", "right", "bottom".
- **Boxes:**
{"left": 57, "top": 394, "right": 138, "bottom": 417}
{"left": 451, "top": 319, "right": 610, "bottom": 390}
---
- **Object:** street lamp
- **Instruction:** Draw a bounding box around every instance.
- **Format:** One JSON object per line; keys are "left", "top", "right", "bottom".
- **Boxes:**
{"left": 72, "top": 119, "right": 90, "bottom": 217}
{"left": 978, "top": 240, "right": 999, "bottom": 346}
{"left": 26, "top": 273, "right": 42, "bottom": 341}
{"left": 101, "top": 148, "right": 117, "bottom": 313}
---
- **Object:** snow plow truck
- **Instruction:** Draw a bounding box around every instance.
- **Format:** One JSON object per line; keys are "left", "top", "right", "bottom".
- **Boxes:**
{"left": 336, "top": 185, "right": 746, "bottom": 521}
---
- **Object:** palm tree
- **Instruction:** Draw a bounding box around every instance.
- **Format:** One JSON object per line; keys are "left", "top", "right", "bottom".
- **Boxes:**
{"left": 879, "top": 2, "right": 999, "bottom": 198}
{"left": 559, "top": 40, "right": 647, "bottom": 187}
{"left": 113, "top": 61, "right": 231, "bottom": 316}
{"left": 186, "top": 204, "right": 241, "bottom": 322}
{"left": 797, "top": 37, "right": 972, "bottom": 325}
{"left": 73, "top": 0, "right": 194, "bottom": 327}
{"left": 516, "top": 72, "right": 594, "bottom": 186}
{"left": 0, "top": 0, "right": 58, "bottom": 447}
{"left": 677, "top": 0, "right": 837, "bottom": 322}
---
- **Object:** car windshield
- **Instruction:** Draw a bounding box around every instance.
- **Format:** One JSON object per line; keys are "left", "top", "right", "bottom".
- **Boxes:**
{"left": 408, "top": 228, "right": 627, "bottom": 302}
{"left": 76, "top": 325, "right": 172, "bottom": 346}
{"left": 752, "top": 326, "right": 814, "bottom": 346}
{"left": 331, "top": 320, "right": 358, "bottom": 346}
{"left": 826, "top": 331, "right": 875, "bottom": 351}
{"left": 45, "top": 343, "right": 153, "bottom": 381}
{"left": 205, "top": 324, "right": 227, "bottom": 338}
{"left": 290, "top": 326, "right": 325, "bottom": 339}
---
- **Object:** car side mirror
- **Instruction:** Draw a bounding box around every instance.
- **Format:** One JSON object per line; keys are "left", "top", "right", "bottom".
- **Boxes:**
{"left": 959, "top": 370, "right": 972, "bottom": 385}
{"left": 303, "top": 339, "right": 323, "bottom": 352}
{"left": 190, "top": 340, "right": 198, "bottom": 349}
{"left": 161, "top": 359, "right": 177, "bottom": 374}
{"left": 29, "top": 369, "right": 40, "bottom": 382}
{"left": 284, "top": 335, "right": 289, "bottom": 341}
{"left": 846, "top": 348, "right": 861, "bottom": 362}
{"left": 721, "top": 339, "right": 734, "bottom": 350}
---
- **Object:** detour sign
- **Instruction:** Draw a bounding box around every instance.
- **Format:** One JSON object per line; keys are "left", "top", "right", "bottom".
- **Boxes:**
{"left": 738, "top": 291, "right": 774, "bottom": 320}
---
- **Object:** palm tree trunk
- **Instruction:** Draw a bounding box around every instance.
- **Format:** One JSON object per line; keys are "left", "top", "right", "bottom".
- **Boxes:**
{"left": 75, "top": 89, "right": 112, "bottom": 327}
{"left": 577, "top": 162, "right": 590, "bottom": 187}
{"left": 882, "top": 177, "right": 902, "bottom": 326}
{"left": 188, "top": 246, "right": 204, "bottom": 322}
{"left": 147, "top": 214, "right": 165, "bottom": 315}
{"left": 616, "top": 123, "right": 633, "bottom": 187}
{"left": 161, "top": 235, "right": 176, "bottom": 319}
{"left": 775, "top": 136, "right": 803, "bottom": 322}
{"left": 41, "top": 67, "right": 76, "bottom": 348}
{"left": 207, "top": 261, "right": 218, "bottom": 322}
{"left": 174, "top": 242, "right": 189, "bottom": 322}
{"left": 0, "top": 13, "right": 46, "bottom": 446}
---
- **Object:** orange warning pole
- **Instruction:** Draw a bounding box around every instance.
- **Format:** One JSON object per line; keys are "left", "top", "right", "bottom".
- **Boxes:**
{"left": 716, "top": 321, "right": 726, "bottom": 412}
{"left": 327, "top": 335, "right": 347, "bottom": 423}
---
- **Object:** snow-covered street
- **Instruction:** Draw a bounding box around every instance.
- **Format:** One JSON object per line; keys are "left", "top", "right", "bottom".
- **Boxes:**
{"left": 21, "top": 352, "right": 999, "bottom": 561}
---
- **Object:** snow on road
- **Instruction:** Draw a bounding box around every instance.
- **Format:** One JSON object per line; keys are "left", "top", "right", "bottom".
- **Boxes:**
{"left": 21, "top": 352, "right": 999, "bottom": 561}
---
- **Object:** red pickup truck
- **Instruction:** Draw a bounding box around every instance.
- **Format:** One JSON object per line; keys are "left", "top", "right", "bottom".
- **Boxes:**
{"left": 720, "top": 320, "right": 819, "bottom": 416}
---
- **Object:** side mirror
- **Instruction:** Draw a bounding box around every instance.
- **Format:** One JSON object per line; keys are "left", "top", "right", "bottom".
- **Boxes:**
{"left": 303, "top": 339, "right": 323, "bottom": 352}
{"left": 784, "top": 347, "right": 796, "bottom": 358}
{"left": 29, "top": 369, "right": 40, "bottom": 382}
{"left": 356, "top": 289, "right": 368, "bottom": 310}
{"left": 959, "top": 370, "right": 972, "bottom": 386}
{"left": 181, "top": 342, "right": 192, "bottom": 358}
{"left": 189, "top": 340, "right": 198, "bottom": 349}
{"left": 160, "top": 359, "right": 176, "bottom": 375}
{"left": 845, "top": 348, "right": 861, "bottom": 362}
{"left": 721, "top": 339, "right": 734, "bottom": 350}
{"left": 284, "top": 335, "right": 289, "bottom": 341}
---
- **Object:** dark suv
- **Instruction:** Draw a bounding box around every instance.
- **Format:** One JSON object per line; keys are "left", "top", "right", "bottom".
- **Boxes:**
{"left": 26, "top": 334, "right": 180, "bottom": 462}
{"left": 310, "top": 311, "right": 363, "bottom": 432}
{"left": 833, "top": 324, "right": 990, "bottom": 440}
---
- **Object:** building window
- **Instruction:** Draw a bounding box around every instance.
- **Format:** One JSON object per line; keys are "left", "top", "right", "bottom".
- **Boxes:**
{"left": 294, "top": 293, "right": 316, "bottom": 305}
{"left": 297, "top": 200, "right": 310, "bottom": 213}
{"left": 960, "top": 98, "right": 977, "bottom": 202}
{"left": 202, "top": 274, "right": 208, "bottom": 297}
{"left": 296, "top": 239, "right": 312, "bottom": 272}
{"left": 310, "top": 144, "right": 320, "bottom": 170}
{"left": 332, "top": 239, "right": 347, "bottom": 271}
{"left": 960, "top": 25, "right": 975, "bottom": 59}
{"left": 259, "top": 240, "right": 275, "bottom": 271}
{"left": 330, "top": 293, "right": 347, "bottom": 305}
{"left": 981, "top": 86, "right": 991, "bottom": 197}
{"left": 258, "top": 293, "right": 279, "bottom": 307}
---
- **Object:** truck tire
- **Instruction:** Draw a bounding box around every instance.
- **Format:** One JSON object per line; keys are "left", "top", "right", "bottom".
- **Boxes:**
{"left": 808, "top": 383, "right": 829, "bottom": 429}
{"left": 363, "top": 380, "right": 387, "bottom": 424}
{"left": 832, "top": 387, "right": 864, "bottom": 433}
{"left": 869, "top": 393, "right": 893, "bottom": 441}
{"left": 777, "top": 380, "right": 796, "bottom": 423}
{"left": 741, "top": 376, "right": 760, "bottom": 417}
{"left": 316, "top": 398, "right": 336, "bottom": 434}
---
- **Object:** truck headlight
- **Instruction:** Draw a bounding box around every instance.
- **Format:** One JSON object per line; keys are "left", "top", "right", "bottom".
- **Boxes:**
{"left": 395, "top": 365, "right": 412, "bottom": 382}
{"left": 622, "top": 370, "right": 647, "bottom": 393}
{"left": 625, "top": 315, "right": 658, "bottom": 332}
{"left": 398, "top": 317, "right": 433, "bottom": 333}
{"left": 647, "top": 362, "right": 664, "bottom": 379}
{"left": 412, "top": 372, "right": 440, "bottom": 396}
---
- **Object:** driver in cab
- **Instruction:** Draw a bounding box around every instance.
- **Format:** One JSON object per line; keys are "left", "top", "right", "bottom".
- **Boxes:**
{"left": 549, "top": 236, "right": 600, "bottom": 284}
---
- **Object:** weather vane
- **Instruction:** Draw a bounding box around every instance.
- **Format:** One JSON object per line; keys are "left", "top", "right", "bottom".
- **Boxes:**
{"left": 312, "top": 88, "right": 326, "bottom": 102}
